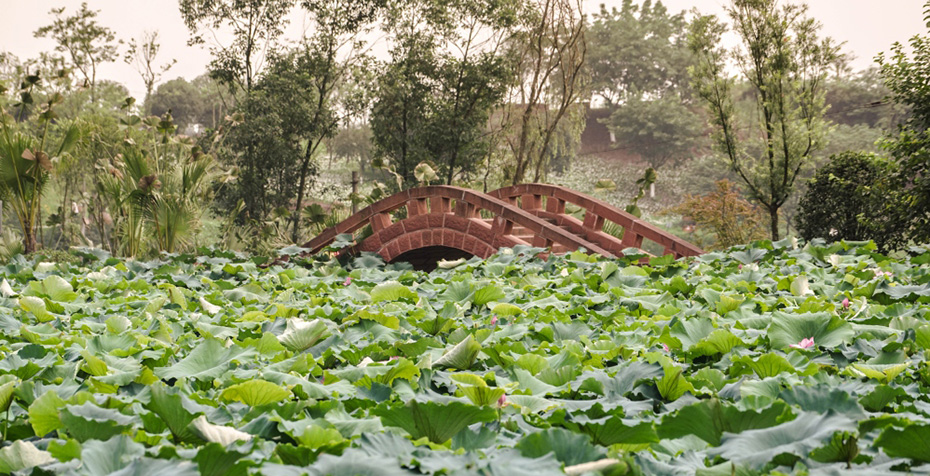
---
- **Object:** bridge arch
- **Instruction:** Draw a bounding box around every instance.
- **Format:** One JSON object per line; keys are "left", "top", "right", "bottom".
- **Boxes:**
{"left": 302, "top": 184, "right": 701, "bottom": 265}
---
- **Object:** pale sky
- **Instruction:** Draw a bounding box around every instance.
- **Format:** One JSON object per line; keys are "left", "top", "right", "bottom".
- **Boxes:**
{"left": 0, "top": 0, "right": 925, "bottom": 99}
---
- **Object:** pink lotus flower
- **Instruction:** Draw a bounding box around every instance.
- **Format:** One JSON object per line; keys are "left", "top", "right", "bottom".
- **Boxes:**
{"left": 662, "top": 343, "right": 670, "bottom": 352}
{"left": 841, "top": 297, "right": 850, "bottom": 310}
{"left": 497, "top": 394, "right": 507, "bottom": 408}
{"left": 790, "top": 337, "right": 815, "bottom": 350}
{"left": 490, "top": 315, "right": 498, "bottom": 326}
{"left": 343, "top": 276, "right": 352, "bottom": 286}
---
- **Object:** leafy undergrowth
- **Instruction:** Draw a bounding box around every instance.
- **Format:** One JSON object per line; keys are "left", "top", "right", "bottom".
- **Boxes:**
{"left": 2, "top": 240, "right": 930, "bottom": 475}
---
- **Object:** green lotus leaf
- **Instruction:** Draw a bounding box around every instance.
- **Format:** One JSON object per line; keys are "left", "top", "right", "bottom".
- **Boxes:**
{"left": 658, "top": 399, "right": 789, "bottom": 446}
{"left": 709, "top": 412, "right": 856, "bottom": 469}
{"left": 875, "top": 423, "right": 930, "bottom": 462}
{"left": 28, "top": 389, "right": 65, "bottom": 437}
{"left": 516, "top": 427, "right": 605, "bottom": 466}
{"left": 28, "top": 275, "right": 77, "bottom": 302}
{"left": 571, "top": 415, "right": 659, "bottom": 447}
{"left": 370, "top": 281, "right": 417, "bottom": 302}
{"left": 224, "top": 283, "right": 268, "bottom": 303}
{"left": 60, "top": 402, "right": 136, "bottom": 442}
{"left": 278, "top": 318, "right": 332, "bottom": 352}
{"left": 491, "top": 302, "right": 523, "bottom": 316}
{"left": 461, "top": 385, "right": 506, "bottom": 407}
{"left": 0, "top": 440, "right": 54, "bottom": 473}
{"left": 145, "top": 384, "right": 201, "bottom": 444}
{"left": 657, "top": 364, "right": 694, "bottom": 401}
{"left": 220, "top": 379, "right": 291, "bottom": 406}
{"left": 78, "top": 435, "right": 145, "bottom": 476}
{"left": 19, "top": 296, "right": 54, "bottom": 322}
{"left": 373, "top": 399, "right": 498, "bottom": 444}
{"left": 506, "top": 394, "right": 560, "bottom": 413}
{"left": 847, "top": 363, "right": 909, "bottom": 383}
{"left": 433, "top": 334, "right": 481, "bottom": 370}
{"left": 189, "top": 415, "right": 252, "bottom": 446}
{"left": 0, "top": 379, "right": 16, "bottom": 413}
{"left": 155, "top": 338, "right": 255, "bottom": 381}
{"left": 767, "top": 311, "right": 854, "bottom": 349}
{"left": 473, "top": 285, "right": 505, "bottom": 306}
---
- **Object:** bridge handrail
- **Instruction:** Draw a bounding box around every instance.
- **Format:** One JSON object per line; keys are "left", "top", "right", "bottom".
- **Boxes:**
{"left": 302, "top": 185, "right": 615, "bottom": 257}
{"left": 488, "top": 183, "right": 703, "bottom": 257}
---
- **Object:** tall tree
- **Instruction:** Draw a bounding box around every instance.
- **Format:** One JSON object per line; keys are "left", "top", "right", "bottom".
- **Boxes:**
{"left": 504, "top": 0, "right": 587, "bottom": 185}
{"left": 688, "top": 0, "right": 840, "bottom": 240}
{"left": 34, "top": 2, "right": 120, "bottom": 102}
{"left": 286, "top": 0, "right": 381, "bottom": 241}
{"left": 588, "top": 0, "right": 691, "bottom": 107}
{"left": 588, "top": 0, "right": 702, "bottom": 172}
{"left": 179, "top": 0, "right": 295, "bottom": 95}
{"left": 124, "top": 31, "right": 176, "bottom": 103}
{"left": 371, "top": 0, "right": 515, "bottom": 188}
{"left": 147, "top": 78, "right": 206, "bottom": 132}
{"left": 874, "top": 1, "right": 930, "bottom": 246}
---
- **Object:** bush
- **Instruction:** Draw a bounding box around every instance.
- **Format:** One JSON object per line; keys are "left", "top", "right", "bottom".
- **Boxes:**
{"left": 667, "top": 179, "right": 767, "bottom": 250}
{"left": 796, "top": 151, "right": 901, "bottom": 249}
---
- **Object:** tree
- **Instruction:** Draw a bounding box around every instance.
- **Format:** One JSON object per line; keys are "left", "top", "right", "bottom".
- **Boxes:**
{"left": 876, "top": 11, "right": 930, "bottom": 247}
{"left": 0, "top": 74, "right": 80, "bottom": 253}
{"left": 124, "top": 31, "right": 176, "bottom": 102}
{"left": 34, "top": 2, "right": 120, "bottom": 102}
{"left": 588, "top": 1, "right": 703, "bottom": 172}
{"left": 588, "top": 0, "right": 692, "bottom": 107}
{"left": 147, "top": 78, "right": 207, "bottom": 132}
{"left": 796, "top": 152, "right": 901, "bottom": 250}
{"left": 607, "top": 94, "right": 702, "bottom": 170}
{"left": 688, "top": 0, "right": 840, "bottom": 240}
{"left": 370, "top": 0, "right": 515, "bottom": 188}
{"left": 504, "top": 0, "right": 587, "bottom": 185}
{"left": 179, "top": 0, "right": 294, "bottom": 95}
{"left": 284, "top": 0, "right": 381, "bottom": 241}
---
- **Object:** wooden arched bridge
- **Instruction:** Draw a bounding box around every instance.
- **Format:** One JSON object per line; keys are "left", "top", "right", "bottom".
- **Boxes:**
{"left": 303, "top": 184, "right": 702, "bottom": 268}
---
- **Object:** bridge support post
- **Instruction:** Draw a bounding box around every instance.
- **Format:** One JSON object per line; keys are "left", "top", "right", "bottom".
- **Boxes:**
{"left": 371, "top": 212, "right": 392, "bottom": 232}
{"left": 491, "top": 216, "right": 513, "bottom": 237}
{"left": 407, "top": 199, "right": 428, "bottom": 216}
{"left": 583, "top": 212, "right": 605, "bottom": 232}
{"left": 454, "top": 201, "right": 478, "bottom": 218}
{"left": 430, "top": 196, "right": 451, "bottom": 214}
{"left": 545, "top": 197, "right": 565, "bottom": 214}
{"left": 522, "top": 194, "right": 542, "bottom": 210}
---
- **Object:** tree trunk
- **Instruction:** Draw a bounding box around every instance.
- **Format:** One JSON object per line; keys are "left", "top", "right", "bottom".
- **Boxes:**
{"left": 769, "top": 206, "right": 780, "bottom": 241}
{"left": 23, "top": 221, "right": 36, "bottom": 254}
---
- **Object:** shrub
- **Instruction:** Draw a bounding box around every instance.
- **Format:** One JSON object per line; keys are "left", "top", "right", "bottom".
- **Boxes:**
{"left": 667, "top": 179, "right": 767, "bottom": 250}
{"left": 796, "top": 151, "right": 902, "bottom": 250}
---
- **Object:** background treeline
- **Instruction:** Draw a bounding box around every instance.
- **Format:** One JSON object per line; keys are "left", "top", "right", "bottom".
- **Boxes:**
{"left": 0, "top": 0, "right": 927, "bottom": 258}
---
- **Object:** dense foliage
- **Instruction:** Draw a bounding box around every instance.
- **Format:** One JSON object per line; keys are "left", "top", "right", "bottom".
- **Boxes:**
{"left": 3, "top": 241, "right": 930, "bottom": 474}
{"left": 797, "top": 152, "right": 900, "bottom": 251}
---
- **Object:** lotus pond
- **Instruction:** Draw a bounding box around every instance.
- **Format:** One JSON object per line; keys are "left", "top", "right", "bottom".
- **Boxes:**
{"left": 2, "top": 240, "right": 930, "bottom": 475}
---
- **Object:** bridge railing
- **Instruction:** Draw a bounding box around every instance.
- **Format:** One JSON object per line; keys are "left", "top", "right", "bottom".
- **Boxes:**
{"left": 488, "top": 184, "right": 703, "bottom": 258}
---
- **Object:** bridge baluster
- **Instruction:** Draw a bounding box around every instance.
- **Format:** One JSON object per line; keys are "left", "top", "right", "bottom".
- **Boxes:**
{"left": 545, "top": 196, "right": 565, "bottom": 214}
{"left": 454, "top": 200, "right": 478, "bottom": 218}
{"left": 407, "top": 198, "right": 428, "bottom": 216}
{"left": 491, "top": 216, "right": 513, "bottom": 236}
{"left": 370, "top": 212, "right": 392, "bottom": 232}
{"left": 430, "top": 196, "right": 451, "bottom": 214}
{"left": 582, "top": 212, "right": 605, "bottom": 232}
{"left": 521, "top": 194, "right": 542, "bottom": 210}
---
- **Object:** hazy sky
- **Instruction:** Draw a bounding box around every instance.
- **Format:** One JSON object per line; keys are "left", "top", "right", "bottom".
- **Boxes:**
{"left": 0, "top": 0, "right": 925, "bottom": 99}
